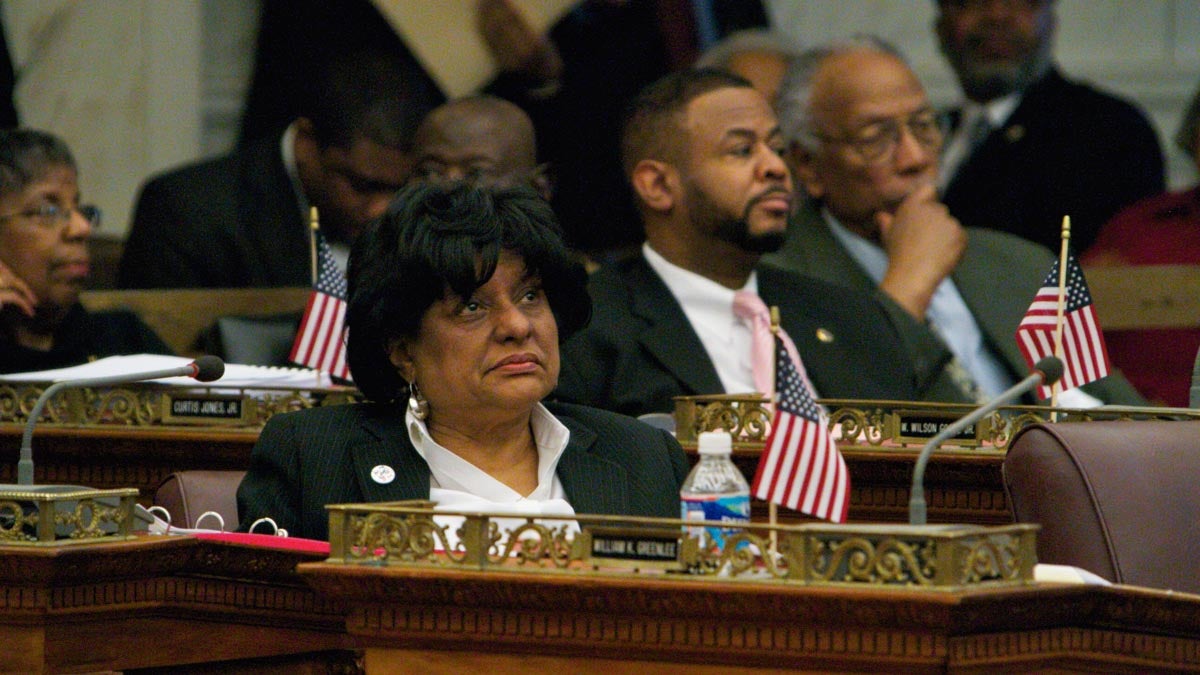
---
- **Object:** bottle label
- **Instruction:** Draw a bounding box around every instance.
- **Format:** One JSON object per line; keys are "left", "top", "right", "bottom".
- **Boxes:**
{"left": 681, "top": 494, "right": 750, "bottom": 551}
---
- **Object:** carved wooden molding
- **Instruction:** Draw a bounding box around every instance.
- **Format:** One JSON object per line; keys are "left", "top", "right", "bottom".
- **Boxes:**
{"left": 302, "top": 564, "right": 1200, "bottom": 671}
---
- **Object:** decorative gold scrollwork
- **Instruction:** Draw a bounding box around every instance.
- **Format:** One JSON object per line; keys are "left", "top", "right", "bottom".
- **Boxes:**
{"left": 808, "top": 536, "right": 936, "bottom": 585}
{"left": 489, "top": 521, "right": 575, "bottom": 568}
{"left": 0, "top": 499, "right": 36, "bottom": 542}
{"left": 52, "top": 497, "right": 128, "bottom": 539}
{"left": 962, "top": 536, "right": 1021, "bottom": 583}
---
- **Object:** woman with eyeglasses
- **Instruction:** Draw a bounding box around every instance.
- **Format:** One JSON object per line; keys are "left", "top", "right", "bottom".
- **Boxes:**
{"left": 0, "top": 129, "right": 170, "bottom": 373}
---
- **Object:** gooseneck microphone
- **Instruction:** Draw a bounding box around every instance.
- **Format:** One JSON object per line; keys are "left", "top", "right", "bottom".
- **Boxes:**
{"left": 16, "top": 355, "right": 225, "bottom": 485}
{"left": 908, "top": 356, "right": 1064, "bottom": 525}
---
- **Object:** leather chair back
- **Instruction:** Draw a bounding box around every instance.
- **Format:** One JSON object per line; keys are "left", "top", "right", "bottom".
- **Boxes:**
{"left": 204, "top": 313, "right": 301, "bottom": 366}
{"left": 1003, "top": 421, "right": 1200, "bottom": 593}
{"left": 153, "top": 470, "right": 246, "bottom": 530}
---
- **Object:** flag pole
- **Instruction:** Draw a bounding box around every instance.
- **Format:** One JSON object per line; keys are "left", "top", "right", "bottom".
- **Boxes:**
{"left": 309, "top": 206, "right": 321, "bottom": 387}
{"left": 767, "top": 305, "right": 782, "bottom": 554}
{"left": 308, "top": 207, "right": 320, "bottom": 285}
{"left": 1050, "top": 215, "right": 1071, "bottom": 420}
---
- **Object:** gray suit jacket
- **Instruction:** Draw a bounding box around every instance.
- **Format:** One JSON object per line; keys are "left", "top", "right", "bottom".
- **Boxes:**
{"left": 554, "top": 254, "right": 964, "bottom": 418}
{"left": 763, "top": 202, "right": 1145, "bottom": 405}
{"left": 236, "top": 401, "right": 690, "bottom": 540}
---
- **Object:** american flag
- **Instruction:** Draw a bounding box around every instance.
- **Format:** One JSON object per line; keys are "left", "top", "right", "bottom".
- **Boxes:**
{"left": 751, "top": 336, "right": 849, "bottom": 522}
{"left": 1015, "top": 252, "right": 1110, "bottom": 399}
{"left": 289, "top": 231, "right": 351, "bottom": 381}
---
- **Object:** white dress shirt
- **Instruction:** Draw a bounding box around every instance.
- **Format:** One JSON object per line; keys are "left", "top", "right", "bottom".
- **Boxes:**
{"left": 405, "top": 402, "right": 572, "bottom": 508}
{"left": 823, "top": 210, "right": 1016, "bottom": 398}
{"left": 938, "top": 93, "right": 1020, "bottom": 191}
{"left": 643, "top": 243, "right": 759, "bottom": 395}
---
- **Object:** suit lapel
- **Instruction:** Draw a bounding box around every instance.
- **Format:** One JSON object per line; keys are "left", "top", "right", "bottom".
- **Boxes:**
{"left": 235, "top": 138, "right": 310, "bottom": 286}
{"left": 757, "top": 265, "right": 847, "bottom": 378}
{"left": 952, "top": 234, "right": 1040, "bottom": 380}
{"left": 554, "top": 417, "right": 630, "bottom": 515}
{"left": 347, "top": 413, "right": 430, "bottom": 503}
{"left": 772, "top": 203, "right": 880, "bottom": 294}
{"left": 625, "top": 258, "right": 724, "bottom": 396}
{"left": 945, "top": 69, "right": 1062, "bottom": 197}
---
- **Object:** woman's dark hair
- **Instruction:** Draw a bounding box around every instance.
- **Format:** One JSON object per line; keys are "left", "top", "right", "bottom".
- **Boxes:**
{"left": 0, "top": 129, "right": 76, "bottom": 197}
{"left": 346, "top": 181, "right": 591, "bottom": 402}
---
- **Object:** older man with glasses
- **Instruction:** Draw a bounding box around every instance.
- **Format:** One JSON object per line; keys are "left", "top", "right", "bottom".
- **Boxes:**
{"left": 763, "top": 35, "right": 1144, "bottom": 407}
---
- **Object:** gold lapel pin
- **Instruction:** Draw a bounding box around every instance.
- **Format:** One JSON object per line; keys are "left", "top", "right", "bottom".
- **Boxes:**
{"left": 815, "top": 328, "right": 834, "bottom": 343}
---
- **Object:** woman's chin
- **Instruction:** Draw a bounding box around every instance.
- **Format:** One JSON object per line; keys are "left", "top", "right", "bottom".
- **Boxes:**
{"left": 491, "top": 378, "right": 555, "bottom": 412}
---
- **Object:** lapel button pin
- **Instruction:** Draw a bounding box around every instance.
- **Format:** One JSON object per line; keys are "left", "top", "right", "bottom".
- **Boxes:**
{"left": 371, "top": 464, "right": 396, "bottom": 484}
{"left": 816, "top": 328, "right": 834, "bottom": 343}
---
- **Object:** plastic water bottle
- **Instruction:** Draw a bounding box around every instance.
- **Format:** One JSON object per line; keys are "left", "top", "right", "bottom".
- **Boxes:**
{"left": 680, "top": 431, "right": 750, "bottom": 551}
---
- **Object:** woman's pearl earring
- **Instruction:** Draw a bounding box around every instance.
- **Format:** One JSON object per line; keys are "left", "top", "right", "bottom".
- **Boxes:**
{"left": 408, "top": 381, "right": 429, "bottom": 420}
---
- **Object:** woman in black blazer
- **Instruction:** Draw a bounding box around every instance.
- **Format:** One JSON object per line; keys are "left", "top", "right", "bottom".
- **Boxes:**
{"left": 237, "top": 182, "right": 688, "bottom": 540}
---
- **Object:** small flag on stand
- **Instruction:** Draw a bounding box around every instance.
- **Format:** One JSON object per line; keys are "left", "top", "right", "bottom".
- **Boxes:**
{"left": 290, "top": 230, "right": 351, "bottom": 381}
{"left": 1015, "top": 251, "right": 1110, "bottom": 399}
{"left": 751, "top": 337, "right": 849, "bottom": 523}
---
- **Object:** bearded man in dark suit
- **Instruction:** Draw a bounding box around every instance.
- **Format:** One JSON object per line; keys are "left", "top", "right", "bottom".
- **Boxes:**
{"left": 555, "top": 69, "right": 970, "bottom": 417}
{"left": 934, "top": 0, "right": 1163, "bottom": 255}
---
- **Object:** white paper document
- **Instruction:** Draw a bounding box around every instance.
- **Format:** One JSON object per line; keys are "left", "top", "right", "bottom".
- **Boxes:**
{"left": 370, "top": 0, "right": 576, "bottom": 97}
{"left": 0, "top": 354, "right": 337, "bottom": 390}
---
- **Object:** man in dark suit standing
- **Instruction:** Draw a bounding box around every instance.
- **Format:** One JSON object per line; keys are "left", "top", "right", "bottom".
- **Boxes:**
{"left": 555, "top": 69, "right": 969, "bottom": 417}
{"left": 935, "top": 0, "right": 1163, "bottom": 254}
{"left": 118, "top": 48, "right": 442, "bottom": 289}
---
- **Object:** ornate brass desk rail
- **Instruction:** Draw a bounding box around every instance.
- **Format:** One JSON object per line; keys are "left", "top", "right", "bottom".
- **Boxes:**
{"left": 673, "top": 394, "right": 1200, "bottom": 453}
{"left": 0, "top": 382, "right": 360, "bottom": 428}
{"left": 0, "top": 486, "right": 140, "bottom": 544}
{"left": 326, "top": 501, "right": 1037, "bottom": 590}
{"left": 2, "top": 382, "right": 1191, "bottom": 446}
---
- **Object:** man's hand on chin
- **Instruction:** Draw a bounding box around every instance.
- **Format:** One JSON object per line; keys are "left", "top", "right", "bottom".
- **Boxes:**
{"left": 876, "top": 184, "right": 966, "bottom": 319}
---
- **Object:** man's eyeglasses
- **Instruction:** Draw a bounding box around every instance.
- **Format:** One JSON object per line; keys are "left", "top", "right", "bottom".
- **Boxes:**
{"left": 0, "top": 203, "right": 102, "bottom": 229}
{"left": 814, "top": 111, "right": 945, "bottom": 165}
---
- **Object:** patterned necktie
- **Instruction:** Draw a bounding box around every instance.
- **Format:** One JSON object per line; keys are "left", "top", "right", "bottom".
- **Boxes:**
{"left": 927, "top": 319, "right": 988, "bottom": 404}
{"left": 942, "top": 109, "right": 993, "bottom": 189}
{"left": 732, "top": 291, "right": 815, "bottom": 397}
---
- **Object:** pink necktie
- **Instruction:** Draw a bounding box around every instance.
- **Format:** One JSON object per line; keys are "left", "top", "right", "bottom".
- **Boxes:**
{"left": 733, "top": 291, "right": 811, "bottom": 396}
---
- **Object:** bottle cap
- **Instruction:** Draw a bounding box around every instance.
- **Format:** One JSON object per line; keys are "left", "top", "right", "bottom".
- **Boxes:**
{"left": 697, "top": 431, "right": 733, "bottom": 456}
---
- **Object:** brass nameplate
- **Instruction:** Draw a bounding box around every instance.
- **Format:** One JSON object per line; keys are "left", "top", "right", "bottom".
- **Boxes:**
{"left": 585, "top": 527, "right": 683, "bottom": 563}
{"left": 162, "top": 394, "right": 248, "bottom": 425}
{"left": 892, "top": 410, "right": 985, "bottom": 446}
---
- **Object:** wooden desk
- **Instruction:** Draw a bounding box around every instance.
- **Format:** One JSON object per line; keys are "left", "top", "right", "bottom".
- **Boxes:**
{"left": 1085, "top": 264, "right": 1200, "bottom": 330}
{"left": 0, "top": 536, "right": 353, "bottom": 674}
{"left": 0, "top": 423, "right": 1007, "bottom": 524}
{"left": 737, "top": 448, "right": 1008, "bottom": 525}
{"left": 0, "top": 425, "right": 258, "bottom": 505}
{"left": 80, "top": 287, "right": 310, "bottom": 356}
{"left": 9, "top": 533, "right": 1200, "bottom": 674}
{"left": 298, "top": 561, "right": 1200, "bottom": 673}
